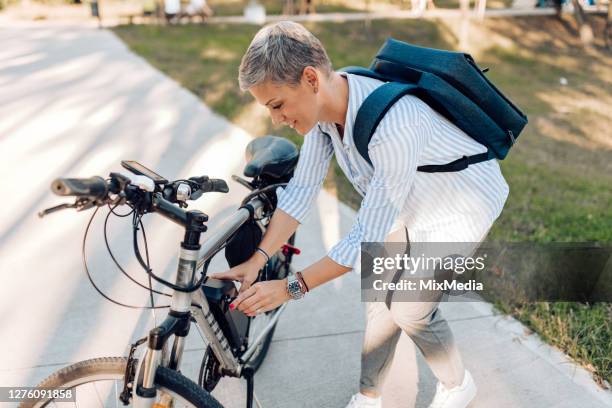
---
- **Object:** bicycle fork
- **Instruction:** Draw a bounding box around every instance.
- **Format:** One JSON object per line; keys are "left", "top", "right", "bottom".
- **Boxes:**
{"left": 131, "top": 256, "right": 191, "bottom": 407}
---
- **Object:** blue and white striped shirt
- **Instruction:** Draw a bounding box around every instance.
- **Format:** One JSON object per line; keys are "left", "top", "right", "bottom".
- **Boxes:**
{"left": 277, "top": 73, "right": 509, "bottom": 268}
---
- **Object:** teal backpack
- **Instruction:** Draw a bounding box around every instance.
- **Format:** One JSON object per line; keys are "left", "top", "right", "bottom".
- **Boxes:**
{"left": 341, "top": 38, "right": 528, "bottom": 173}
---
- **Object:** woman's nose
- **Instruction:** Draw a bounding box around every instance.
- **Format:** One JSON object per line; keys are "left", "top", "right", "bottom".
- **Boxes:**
{"left": 271, "top": 111, "right": 286, "bottom": 126}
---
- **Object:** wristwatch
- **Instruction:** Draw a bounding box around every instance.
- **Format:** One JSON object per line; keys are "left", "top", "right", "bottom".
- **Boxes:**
{"left": 286, "top": 271, "right": 308, "bottom": 300}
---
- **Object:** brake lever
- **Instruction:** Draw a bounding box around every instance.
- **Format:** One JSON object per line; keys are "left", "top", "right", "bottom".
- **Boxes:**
{"left": 231, "top": 175, "right": 255, "bottom": 191}
{"left": 38, "top": 197, "right": 103, "bottom": 218}
{"left": 38, "top": 203, "right": 77, "bottom": 218}
{"left": 75, "top": 198, "right": 98, "bottom": 212}
{"left": 189, "top": 189, "right": 204, "bottom": 201}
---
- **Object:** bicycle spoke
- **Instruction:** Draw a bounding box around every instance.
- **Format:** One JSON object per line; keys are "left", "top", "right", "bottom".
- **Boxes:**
{"left": 114, "top": 380, "right": 119, "bottom": 408}
{"left": 92, "top": 382, "right": 103, "bottom": 408}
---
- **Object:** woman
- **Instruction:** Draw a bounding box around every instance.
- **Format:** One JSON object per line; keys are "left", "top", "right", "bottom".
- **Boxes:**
{"left": 210, "top": 21, "right": 509, "bottom": 408}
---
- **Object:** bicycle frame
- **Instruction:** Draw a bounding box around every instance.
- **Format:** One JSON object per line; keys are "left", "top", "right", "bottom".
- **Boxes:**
{"left": 132, "top": 196, "right": 287, "bottom": 408}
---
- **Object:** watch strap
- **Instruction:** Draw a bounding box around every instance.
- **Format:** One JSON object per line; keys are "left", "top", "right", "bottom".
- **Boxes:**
{"left": 296, "top": 271, "right": 309, "bottom": 293}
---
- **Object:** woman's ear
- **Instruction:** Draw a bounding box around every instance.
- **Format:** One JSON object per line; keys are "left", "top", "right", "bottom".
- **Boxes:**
{"left": 302, "top": 66, "right": 319, "bottom": 93}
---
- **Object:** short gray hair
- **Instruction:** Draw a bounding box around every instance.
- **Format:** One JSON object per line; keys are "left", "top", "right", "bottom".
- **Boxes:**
{"left": 238, "top": 21, "right": 333, "bottom": 91}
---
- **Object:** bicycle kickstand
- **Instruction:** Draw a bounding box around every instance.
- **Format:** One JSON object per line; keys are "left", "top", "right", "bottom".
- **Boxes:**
{"left": 243, "top": 366, "right": 255, "bottom": 408}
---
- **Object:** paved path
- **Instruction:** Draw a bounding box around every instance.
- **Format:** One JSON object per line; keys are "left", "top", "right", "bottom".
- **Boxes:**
{"left": 2, "top": 2, "right": 605, "bottom": 27}
{"left": 0, "top": 22, "right": 611, "bottom": 408}
{"left": 207, "top": 8, "right": 559, "bottom": 24}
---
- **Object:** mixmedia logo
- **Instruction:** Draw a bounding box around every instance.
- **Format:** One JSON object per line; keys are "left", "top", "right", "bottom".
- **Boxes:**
{"left": 362, "top": 242, "right": 612, "bottom": 302}
{"left": 371, "top": 253, "right": 487, "bottom": 275}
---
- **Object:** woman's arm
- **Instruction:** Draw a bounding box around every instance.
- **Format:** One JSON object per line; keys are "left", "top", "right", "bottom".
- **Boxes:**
{"left": 208, "top": 208, "right": 299, "bottom": 300}
{"left": 248, "top": 127, "right": 334, "bottom": 267}
{"left": 211, "top": 128, "right": 334, "bottom": 297}
{"left": 230, "top": 255, "right": 351, "bottom": 317}
{"left": 250, "top": 208, "right": 300, "bottom": 268}
{"left": 300, "top": 256, "right": 352, "bottom": 291}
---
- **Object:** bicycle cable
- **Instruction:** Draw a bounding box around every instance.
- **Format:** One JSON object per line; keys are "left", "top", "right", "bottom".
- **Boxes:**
{"left": 135, "top": 211, "right": 158, "bottom": 322}
{"left": 82, "top": 207, "right": 170, "bottom": 310}
{"left": 85, "top": 183, "right": 256, "bottom": 308}
{"left": 240, "top": 182, "right": 288, "bottom": 207}
{"left": 79, "top": 178, "right": 252, "bottom": 309}
{"left": 108, "top": 202, "right": 134, "bottom": 218}
{"left": 103, "top": 205, "right": 172, "bottom": 298}
{"left": 131, "top": 207, "right": 242, "bottom": 293}
{"left": 132, "top": 212, "right": 215, "bottom": 293}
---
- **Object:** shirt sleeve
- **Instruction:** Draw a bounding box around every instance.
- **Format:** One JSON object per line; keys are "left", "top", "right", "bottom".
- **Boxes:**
{"left": 327, "top": 108, "right": 424, "bottom": 268}
{"left": 276, "top": 127, "right": 334, "bottom": 223}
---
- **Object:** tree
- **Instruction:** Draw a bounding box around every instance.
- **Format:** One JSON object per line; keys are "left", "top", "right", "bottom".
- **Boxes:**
{"left": 605, "top": 0, "right": 612, "bottom": 49}
{"left": 570, "top": 0, "right": 594, "bottom": 45}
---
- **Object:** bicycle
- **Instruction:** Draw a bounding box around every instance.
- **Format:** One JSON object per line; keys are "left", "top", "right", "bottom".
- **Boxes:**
{"left": 21, "top": 135, "right": 301, "bottom": 408}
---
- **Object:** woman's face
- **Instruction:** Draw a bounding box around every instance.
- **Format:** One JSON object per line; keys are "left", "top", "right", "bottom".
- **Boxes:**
{"left": 249, "top": 71, "right": 320, "bottom": 136}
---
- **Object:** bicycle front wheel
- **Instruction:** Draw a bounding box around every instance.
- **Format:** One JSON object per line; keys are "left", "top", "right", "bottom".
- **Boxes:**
{"left": 19, "top": 357, "right": 222, "bottom": 408}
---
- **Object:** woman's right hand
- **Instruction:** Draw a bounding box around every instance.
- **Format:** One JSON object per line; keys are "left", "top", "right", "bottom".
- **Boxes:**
{"left": 209, "top": 256, "right": 265, "bottom": 293}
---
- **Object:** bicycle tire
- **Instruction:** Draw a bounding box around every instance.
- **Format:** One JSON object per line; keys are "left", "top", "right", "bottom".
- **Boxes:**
{"left": 19, "top": 357, "right": 223, "bottom": 408}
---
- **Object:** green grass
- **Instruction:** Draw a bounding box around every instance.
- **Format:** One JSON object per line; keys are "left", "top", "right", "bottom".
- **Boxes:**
{"left": 495, "top": 302, "right": 611, "bottom": 387}
{"left": 113, "top": 15, "right": 612, "bottom": 385}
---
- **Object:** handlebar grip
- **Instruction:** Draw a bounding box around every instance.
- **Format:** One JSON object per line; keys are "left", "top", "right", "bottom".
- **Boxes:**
{"left": 189, "top": 176, "right": 229, "bottom": 194}
{"left": 51, "top": 176, "right": 108, "bottom": 199}
{"left": 211, "top": 179, "right": 229, "bottom": 193}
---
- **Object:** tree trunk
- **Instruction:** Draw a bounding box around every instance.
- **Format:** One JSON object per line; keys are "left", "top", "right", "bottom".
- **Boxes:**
{"left": 605, "top": 0, "right": 612, "bottom": 49}
{"left": 476, "top": 0, "right": 487, "bottom": 21}
{"left": 283, "top": 0, "right": 294, "bottom": 15}
{"left": 364, "top": 0, "right": 371, "bottom": 31}
{"left": 571, "top": 0, "right": 594, "bottom": 45}
{"left": 459, "top": 0, "right": 470, "bottom": 49}
{"left": 553, "top": 0, "right": 562, "bottom": 19}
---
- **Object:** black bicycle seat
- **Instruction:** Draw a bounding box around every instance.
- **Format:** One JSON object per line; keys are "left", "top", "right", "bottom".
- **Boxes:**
{"left": 243, "top": 136, "right": 299, "bottom": 179}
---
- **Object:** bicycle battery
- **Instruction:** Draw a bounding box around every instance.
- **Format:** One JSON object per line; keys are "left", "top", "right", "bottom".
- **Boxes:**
{"left": 225, "top": 219, "right": 262, "bottom": 268}
{"left": 202, "top": 278, "right": 249, "bottom": 353}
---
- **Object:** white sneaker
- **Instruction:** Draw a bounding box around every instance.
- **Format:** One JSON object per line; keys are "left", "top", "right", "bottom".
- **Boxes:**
{"left": 344, "top": 392, "right": 382, "bottom": 408}
{"left": 428, "top": 370, "right": 477, "bottom": 408}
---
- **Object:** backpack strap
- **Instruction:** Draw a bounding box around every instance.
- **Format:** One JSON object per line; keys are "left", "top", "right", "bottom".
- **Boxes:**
{"left": 416, "top": 150, "right": 494, "bottom": 173}
{"left": 354, "top": 82, "right": 418, "bottom": 167}
{"left": 353, "top": 81, "right": 494, "bottom": 173}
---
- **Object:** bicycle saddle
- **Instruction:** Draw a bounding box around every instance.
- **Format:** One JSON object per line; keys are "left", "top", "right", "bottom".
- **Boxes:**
{"left": 244, "top": 135, "right": 299, "bottom": 179}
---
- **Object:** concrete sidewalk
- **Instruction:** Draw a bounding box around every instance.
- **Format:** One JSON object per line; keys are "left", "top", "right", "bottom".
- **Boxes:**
{"left": 0, "top": 23, "right": 610, "bottom": 408}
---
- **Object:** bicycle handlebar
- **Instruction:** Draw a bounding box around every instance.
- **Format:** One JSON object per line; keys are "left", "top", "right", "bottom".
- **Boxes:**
{"left": 43, "top": 169, "right": 279, "bottom": 229}
{"left": 50, "top": 173, "right": 229, "bottom": 202}
{"left": 51, "top": 176, "right": 109, "bottom": 199}
{"left": 44, "top": 171, "right": 236, "bottom": 229}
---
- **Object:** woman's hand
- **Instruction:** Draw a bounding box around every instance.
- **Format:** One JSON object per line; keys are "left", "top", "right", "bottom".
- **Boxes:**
{"left": 230, "top": 279, "right": 291, "bottom": 317}
{"left": 209, "top": 258, "right": 262, "bottom": 294}
{"left": 210, "top": 258, "right": 291, "bottom": 316}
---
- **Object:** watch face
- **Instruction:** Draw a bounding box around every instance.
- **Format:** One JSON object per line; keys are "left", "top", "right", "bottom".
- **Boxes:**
{"left": 288, "top": 276, "right": 303, "bottom": 299}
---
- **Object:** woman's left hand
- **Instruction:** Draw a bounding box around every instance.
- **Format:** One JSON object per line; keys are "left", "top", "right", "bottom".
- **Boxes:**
{"left": 230, "top": 279, "right": 291, "bottom": 317}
